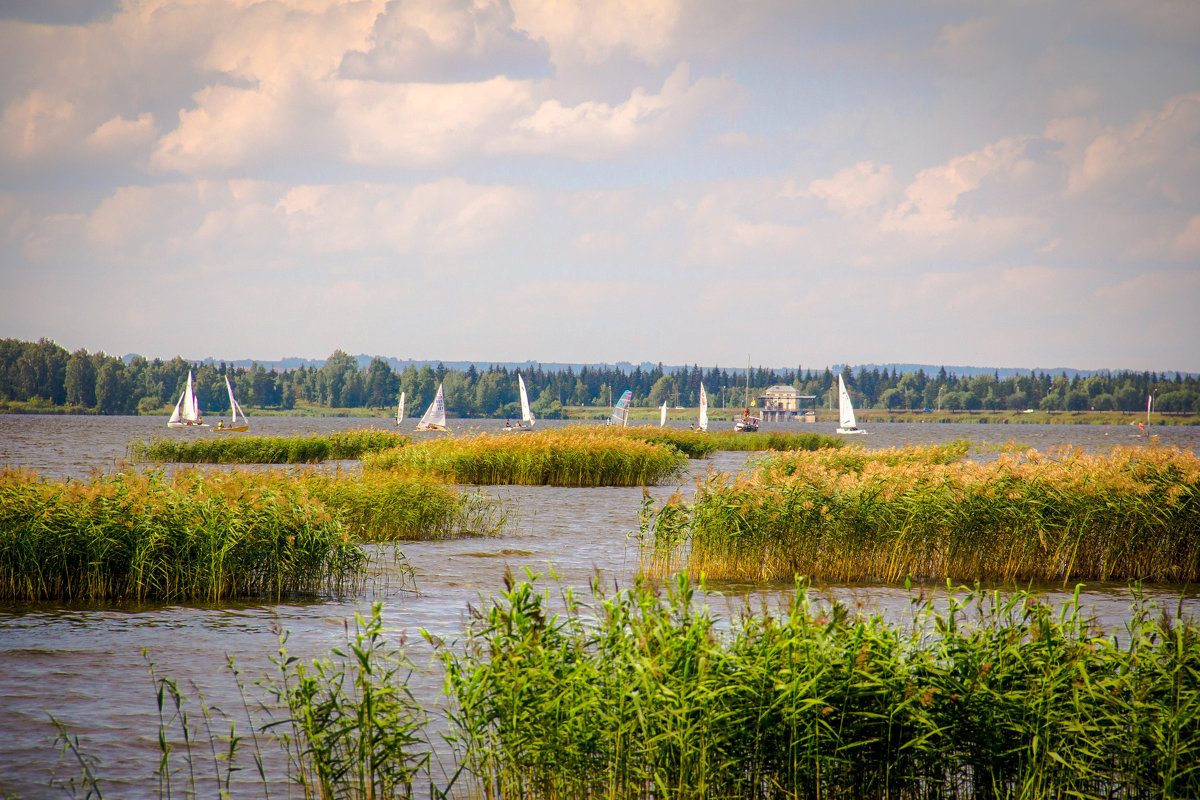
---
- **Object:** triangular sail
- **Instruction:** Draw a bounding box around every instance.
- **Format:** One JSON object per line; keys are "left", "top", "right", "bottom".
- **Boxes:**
{"left": 224, "top": 376, "right": 248, "bottom": 427}
{"left": 609, "top": 390, "right": 632, "bottom": 427}
{"left": 417, "top": 383, "right": 447, "bottom": 430}
{"left": 698, "top": 383, "right": 708, "bottom": 432}
{"left": 396, "top": 391, "right": 405, "bottom": 425}
{"left": 518, "top": 374, "right": 535, "bottom": 427}
{"left": 169, "top": 371, "right": 199, "bottom": 426}
{"left": 660, "top": 400, "right": 667, "bottom": 427}
{"left": 838, "top": 374, "right": 857, "bottom": 430}
{"left": 168, "top": 394, "right": 184, "bottom": 425}
{"left": 184, "top": 372, "right": 200, "bottom": 422}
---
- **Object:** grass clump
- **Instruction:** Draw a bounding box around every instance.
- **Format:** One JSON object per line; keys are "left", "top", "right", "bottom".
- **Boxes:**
{"left": 364, "top": 428, "right": 686, "bottom": 487}
{"left": 0, "top": 468, "right": 366, "bottom": 602}
{"left": 705, "top": 430, "right": 846, "bottom": 452}
{"left": 303, "top": 470, "right": 508, "bottom": 541}
{"left": 643, "top": 444, "right": 1200, "bottom": 583}
{"left": 130, "top": 428, "right": 407, "bottom": 464}
{"left": 0, "top": 467, "right": 507, "bottom": 601}
{"left": 444, "top": 575, "right": 1200, "bottom": 799}
{"left": 579, "top": 425, "right": 720, "bottom": 458}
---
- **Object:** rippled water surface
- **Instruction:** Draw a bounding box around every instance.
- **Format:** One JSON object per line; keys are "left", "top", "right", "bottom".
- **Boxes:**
{"left": 1, "top": 415, "right": 1197, "bottom": 798}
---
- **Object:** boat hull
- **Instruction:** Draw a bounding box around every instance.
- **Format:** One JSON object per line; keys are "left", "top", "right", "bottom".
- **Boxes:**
{"left": 416, "top": 424, "right": 449, "bottom": 432}
{"left": 168, "top": 422, "right": 209, "bottom": 428}
{"left": 836, "top": 427, "right": 868, "bottom": 435}
{"left": 212, "top": 426, "right": 250, "bottom": 433}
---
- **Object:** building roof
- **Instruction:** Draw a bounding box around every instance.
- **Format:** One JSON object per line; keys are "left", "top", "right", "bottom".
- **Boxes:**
{"left": 763, "top": 384, "right": 800, "bottom": 395}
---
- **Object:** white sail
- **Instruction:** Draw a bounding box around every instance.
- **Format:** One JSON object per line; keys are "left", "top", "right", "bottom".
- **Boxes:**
{"left": 396, "top": 391, "right": 405, "bottom": 425}
{"left": 660, "top": 400, "right": 668, "bottom": 427}
{"left": 168, "top": 394, "right": 184, "bottom": 425}
{"left": 609, "top": 390, "right": 632, "bottom": 427}
{"left": 168, "top": 371, "right": 202, "bottom": 427}
{"left": 518, "top": 374, "right": 535, "bottom": 427}
{"left": 837, "top": 374, "right": 862, "bottom": 433}
{"left": 222, "top": 376, "right": 249, "bottom": 429}
{"left": 698, "top": 383, "right": 708, "bottom": 432}
{"left": 189, "top": 375, "right": 201, "bottom": 422}
{"left": 416, "top": 383, "right": 447, "bottom": 430}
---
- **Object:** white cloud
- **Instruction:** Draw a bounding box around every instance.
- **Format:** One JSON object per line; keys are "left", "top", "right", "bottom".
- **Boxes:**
{"left": 510, "top": 0, "right": 682, "bottom": 67}
{"left": 341, "top": 0, "right": 547, "bottom": 82}
{"left": 882, "top": 137, "right": 1032, "bottom": 235}
{"left": 0, "top": 90, "right": 78, "bottom": 162}
{"left": 1065, "top": 92, "right": 1200, "bottom": 199}
{"left": 503, "top": 63, "right": 735, "bottom": 158}
{"left": 803, "top": 161, "right": 898, "bottom": 213}
{"left": 86, "top": 112, "right": 158, "bottom": 155}
{"left": 335, "top": 77, "right": 535, "bottom": 168}
{"left": 1170, "top": 216, "right": 1200, "bottom": 262}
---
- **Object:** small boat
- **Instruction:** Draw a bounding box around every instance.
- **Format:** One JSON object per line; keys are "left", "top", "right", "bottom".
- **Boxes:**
{"left": 395, "top": 390, "right": 405, "bottom": 427}
{"left": 734, "top": 359, "right": 759, "bottom": 432}
{"left": 415, "top": 383, "right": 449, "bottom": 431}
{"left": 167, "top": 371, "right": 207, "bottom": 428}
{"left": 660, "top": 400, "right": 668, "bottom": 427}
{"left": 608, "top": 389, "right": 632, "bottom": 427}
{"left": 697, "top": 383, "right": 708, "bottom": 432}
{"left": 212, "top": 375, "right": 250, "bottom": 432}
{"left": 836, "top": 374, "right": 867, "bottom": 435}
{"left": 734, "top": 410, "right": 759, "bottom": 433}
{"left": 503, "top": 374, "right": 537, "bottom": 432}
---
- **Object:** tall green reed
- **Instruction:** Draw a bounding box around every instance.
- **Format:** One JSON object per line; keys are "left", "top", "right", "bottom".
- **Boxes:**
{"left": 0, "top": 468, "right": 365, "bottom": 602}
{"left": 705, "top": 430, "right": 846, "bottom": 453}
{"left": 644, "top": 444, "right": 1200, "bottom": 584}
{"left": 130, "top": 429, "right": 407, "bottom": 464}
{"left": 0, "top": 466, "right": 507, "bottom": 602}
{"left": 52, "top": 605, "right": 434, "bottom": 800}
{"left": 365, "top": 428, "right": 686, "bottom": 487}
{"left": 262, "top": 604, "right": 431, "bottom": 799}
{"left": 443, "top": 575, "right": 1200, "bottom": 799}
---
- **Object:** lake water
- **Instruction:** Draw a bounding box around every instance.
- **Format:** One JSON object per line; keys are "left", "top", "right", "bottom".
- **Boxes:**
{"left": 1, "top": 415, "right": 1197, "bottom": 798}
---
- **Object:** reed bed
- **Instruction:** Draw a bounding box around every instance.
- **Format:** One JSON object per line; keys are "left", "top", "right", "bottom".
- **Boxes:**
{"left": 0, "top": 467, "right": 507, "bottom": 601}
{"left": 582, "top": 425, "right": 721, "bottom": 458}
{"left": 364, "top": 428, "right": 687, "bottom": 487}
{"left": 302, "top": 469, "right": 509, "bottom": 541}
{"left": 554, "top": 426, "right": 843, "bottom": 458}
{"left": 704, "top": 430, "right": 846, "bottom": 452}
{"left": 753, "top": 439, "right": 972, "bottom": 476}
{"left": 643, "top": 444, "right": 1200, "bottom": 583}
{"left": 0, "top": 468, "right": 365, "bottom": 602}
{"left": 130, "top": 428, "right": 407, "bottom": 464}
{"left": 444, "top": 576, "right": 1200, "bottom": 800}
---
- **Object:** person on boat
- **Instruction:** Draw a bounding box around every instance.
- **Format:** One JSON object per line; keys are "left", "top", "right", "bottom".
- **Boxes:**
{"left": 504, "top": 420, "right": 512, "bottom": 430}
{"left": 217, "top": 420, "right": 224, "bottom": 430}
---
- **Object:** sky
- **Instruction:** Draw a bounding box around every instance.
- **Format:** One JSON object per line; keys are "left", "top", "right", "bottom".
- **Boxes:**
{"left": 1, "top": 0, "right": 1198, "bottom": 373}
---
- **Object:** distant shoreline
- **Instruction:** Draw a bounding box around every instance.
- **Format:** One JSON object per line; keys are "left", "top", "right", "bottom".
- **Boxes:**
{"left": 2, "top": 401, "right": 1196, "bottom": 426}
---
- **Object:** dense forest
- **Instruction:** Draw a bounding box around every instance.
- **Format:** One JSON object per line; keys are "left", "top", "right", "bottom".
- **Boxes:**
{"left": 2, "top": 337, "right": 1198, "bottom": 418}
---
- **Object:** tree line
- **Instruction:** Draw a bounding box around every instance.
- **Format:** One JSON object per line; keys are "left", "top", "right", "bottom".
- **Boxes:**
{"left": 2, "top": 338, "right": 1198, "bottom": 417}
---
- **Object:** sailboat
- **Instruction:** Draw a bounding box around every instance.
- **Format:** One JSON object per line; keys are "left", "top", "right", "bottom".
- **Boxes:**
{"left": 660, "top": 400, "right": 668, "bottom": 427}
{"left": 836, "top": 374, "right": 866, "bottom": 434}
{"left": 415, "top": 383, "right": 448, "bottom": 431}
{"left": 1137, "top": 393, "right": 1152, "bottom": 437}
{"left": 395, "top": 390, "right": 405, "bottom": 427}
{"left": 608, "top": 389, "right": 632, "bottom": 427}
{"left": 697, "top": 383, "right": 708, "bottom": 432}
{"left": 212, "top": 375, "right": 250, "bottom": 432}
{"left": 734, "top": 359, "right": 759, "bottom": 432}
{"left": 167, "top": 371, "right": 207, "bottom": 427}
{"left": 503, "top": 374, "right": 537, "bottom": 432}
